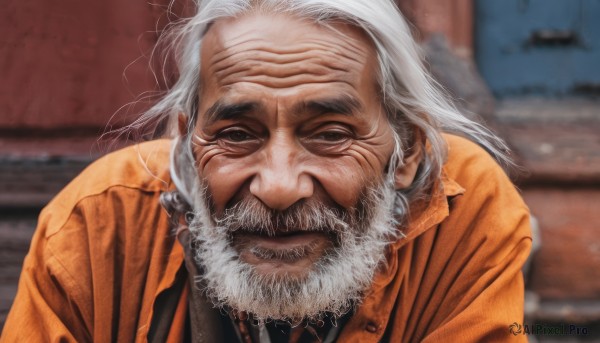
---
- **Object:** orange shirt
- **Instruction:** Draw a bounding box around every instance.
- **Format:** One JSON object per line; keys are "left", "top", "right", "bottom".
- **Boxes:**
{"left": 1, "top": 134, "right": 531, "bottom": 342}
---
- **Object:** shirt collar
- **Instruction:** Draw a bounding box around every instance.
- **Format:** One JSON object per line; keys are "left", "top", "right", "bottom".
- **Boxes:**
{"left": 371, "top": 169, "right": 465, "bottom": 290}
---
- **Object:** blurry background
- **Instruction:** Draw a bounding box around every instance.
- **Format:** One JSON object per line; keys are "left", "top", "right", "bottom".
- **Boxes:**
{"left": 1, "top": 0, "right": 599, "bottom": 340}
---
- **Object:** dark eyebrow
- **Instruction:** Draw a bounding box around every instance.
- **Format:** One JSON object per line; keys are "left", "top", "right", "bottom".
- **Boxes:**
{"left": 294, "top": 95, "right": 364, "bottom": 117}
{"left": 203, "top": 100, "right": 261, "bottom": 125}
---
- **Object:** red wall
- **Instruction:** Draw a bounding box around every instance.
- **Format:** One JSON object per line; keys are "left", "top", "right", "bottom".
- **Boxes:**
{"left": 0, "top": 0, "right": 473, "bottom": 132}
{"left": 398, "top": 0, "right": 474, "bottom": 58}
{"left": 0, "top": 0, "right": 179, "bottom": 130}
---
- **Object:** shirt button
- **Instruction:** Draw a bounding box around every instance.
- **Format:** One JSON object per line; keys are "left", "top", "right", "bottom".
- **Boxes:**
{"left": 365, "top": 322, "right": 378, "bottom": 333}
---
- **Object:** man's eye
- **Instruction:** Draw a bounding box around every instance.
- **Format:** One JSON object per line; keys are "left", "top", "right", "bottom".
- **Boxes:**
{"left": 313, "top": 131, "right": 349, "bottom": 142}
{"left": 218, "top": 130, "right": 254, "bottom": 142}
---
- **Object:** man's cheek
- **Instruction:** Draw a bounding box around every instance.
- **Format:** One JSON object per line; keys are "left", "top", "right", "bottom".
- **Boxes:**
{"left": 193, "top": 143, "right": 221, "bottom": 172}
{"left": 305, "top": 159, "right": 369, "bottom": 209}
{"left": 201, "top": 155, "right": 259, "bottom": 214}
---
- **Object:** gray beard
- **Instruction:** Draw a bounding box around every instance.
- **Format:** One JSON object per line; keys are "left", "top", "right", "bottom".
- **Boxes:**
{"left": 186, "top": 179, "right": 401, "bottom": 323}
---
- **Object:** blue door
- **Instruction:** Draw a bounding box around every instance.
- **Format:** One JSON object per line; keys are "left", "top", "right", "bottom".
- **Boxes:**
{"left": 475, "top": 0, "right": 600, "bottom": 97}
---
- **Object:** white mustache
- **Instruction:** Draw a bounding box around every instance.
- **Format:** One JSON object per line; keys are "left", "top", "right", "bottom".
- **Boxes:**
{"left": 214, "top": 195, "right": 362, "bottom": 238}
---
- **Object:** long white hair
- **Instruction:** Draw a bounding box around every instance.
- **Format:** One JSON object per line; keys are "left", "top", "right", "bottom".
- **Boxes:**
{"left": 135, "top": 0, "right": 511, "bottom": 214}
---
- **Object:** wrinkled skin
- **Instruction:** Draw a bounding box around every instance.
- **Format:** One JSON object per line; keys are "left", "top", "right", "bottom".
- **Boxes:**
{"left": 187, "top": 13, "right": 421, "bottom": 278}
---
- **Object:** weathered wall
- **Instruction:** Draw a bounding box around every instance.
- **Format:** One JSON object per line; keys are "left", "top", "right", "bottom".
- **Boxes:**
{"left": 0, "top": 0, "right": 473, "bottom": 132}
{"left": 0, "top": 0, "right": 177, "bottom": 130}
{"left": 398, "top": 0, "right": 474, "bottom": 58}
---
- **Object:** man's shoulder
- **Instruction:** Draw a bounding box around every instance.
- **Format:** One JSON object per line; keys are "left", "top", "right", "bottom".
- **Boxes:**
{"left": 41, "top": 139, "right": 173, "bottom": 238}
{"left": 439, "top": 133, "right": 530, "bottom": 243}
{"left": 76, "top": 138, "right": 173, "bottom": 194}
{"left": 440, "top": 133, "right": 529, "bottom": 237}
{"left": 16, "top": 140, "right": 180, "bottom": 336}
{"left": 442, "top": 133, "right": 510, "bottom": 191}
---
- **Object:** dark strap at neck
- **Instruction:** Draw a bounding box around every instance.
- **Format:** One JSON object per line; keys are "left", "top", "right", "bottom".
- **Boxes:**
{"left": 147, "top": 264, "right": 187, "bottom": 343}
{"left": 152, "top": 191, "right": 227, "bottom": 342}
{"left": 179, "top": 229, "right": 226, "bottom": 343}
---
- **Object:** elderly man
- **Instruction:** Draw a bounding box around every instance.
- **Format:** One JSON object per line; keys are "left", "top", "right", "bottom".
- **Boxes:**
{"left": 3, "top": 0, "right": 531, "bottom": 342}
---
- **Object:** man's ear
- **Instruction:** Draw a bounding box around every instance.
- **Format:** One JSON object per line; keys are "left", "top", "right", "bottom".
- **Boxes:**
{"left": 394, "top": 129, "right": 424, "bottom": 189}
{"left": 178, "top": 113, "right": 189, "bottom": 137}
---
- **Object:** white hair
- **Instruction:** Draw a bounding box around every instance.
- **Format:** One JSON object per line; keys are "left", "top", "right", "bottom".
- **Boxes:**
{"left": 135, "top": 0, "right": 511, "bottom": 214}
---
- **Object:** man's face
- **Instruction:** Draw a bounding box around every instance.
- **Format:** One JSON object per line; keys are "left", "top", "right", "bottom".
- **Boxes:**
{"left": 187, "top": 13, "right": 400, "bottom": 321}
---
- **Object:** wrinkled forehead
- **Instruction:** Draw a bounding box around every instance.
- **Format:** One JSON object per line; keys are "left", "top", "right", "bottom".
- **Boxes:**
{"left": 202, "top": 12, "right": 374, "bottom": 50}
{"left": 198, "top": 12, "right": 380, "bottom": 91}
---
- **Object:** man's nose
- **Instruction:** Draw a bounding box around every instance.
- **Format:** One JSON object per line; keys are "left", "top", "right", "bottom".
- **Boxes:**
{"left": 249, "top": 140, "right": 314, "bottom": 211}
